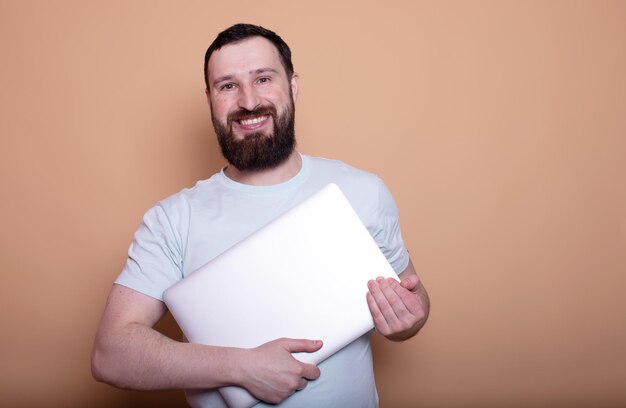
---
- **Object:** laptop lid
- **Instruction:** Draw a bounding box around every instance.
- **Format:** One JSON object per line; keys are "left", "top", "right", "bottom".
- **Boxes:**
{"left": 163, "top": 183, "right": 399, "bottom": 408}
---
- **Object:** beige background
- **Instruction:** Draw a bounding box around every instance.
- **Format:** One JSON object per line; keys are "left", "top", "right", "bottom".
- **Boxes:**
{"left": 1, "top": 1, "right": 625, "bottom": 407}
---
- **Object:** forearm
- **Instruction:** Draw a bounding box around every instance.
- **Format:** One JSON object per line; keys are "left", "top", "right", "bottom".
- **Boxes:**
{"left": 92, "top": 284, "right": 322, "bottom": 404}
{"left": 91, "top": 284, "right": 247, "bottom": 391}
{"left": 92, "top": 321, "right": 245, "bottom": 391}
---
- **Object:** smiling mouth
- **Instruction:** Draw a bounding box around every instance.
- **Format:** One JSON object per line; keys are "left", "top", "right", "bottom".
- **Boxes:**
{"left": 238, "top": 115, "right": 269, "bottom": 125}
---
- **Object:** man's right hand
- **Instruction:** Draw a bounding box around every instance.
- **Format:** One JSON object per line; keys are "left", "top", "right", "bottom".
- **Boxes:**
{"left": 238, "top": 338, "right": 323, "bottom": 404}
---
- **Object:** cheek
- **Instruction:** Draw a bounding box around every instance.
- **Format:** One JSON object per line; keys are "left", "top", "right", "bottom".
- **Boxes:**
{"left": 211, "top": 97, "right": 231, "bottom": 118}
{"left": 265, "top": 90, "right": 291, "bottom": 110}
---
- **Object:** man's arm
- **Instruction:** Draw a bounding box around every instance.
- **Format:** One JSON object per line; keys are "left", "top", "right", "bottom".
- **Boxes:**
{"left": 91, "top": 284, "right": 322, "bottom": 404}
{"left": 366, "top": 258, "right": 430, "bottom": 341}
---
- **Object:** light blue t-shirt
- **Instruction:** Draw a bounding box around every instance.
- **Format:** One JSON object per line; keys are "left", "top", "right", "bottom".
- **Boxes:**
{"left": 116, "top": 154, "right": 409, "bottom": 407}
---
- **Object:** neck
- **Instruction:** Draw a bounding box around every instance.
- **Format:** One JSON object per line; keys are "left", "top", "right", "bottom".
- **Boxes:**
{"left": 224, "top": 151, "right": 302, "bottom": 186}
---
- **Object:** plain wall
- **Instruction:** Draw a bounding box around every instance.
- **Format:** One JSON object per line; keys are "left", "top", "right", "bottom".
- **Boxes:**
{"left": 1, "top": 1, "right": 625, "bottom": 407}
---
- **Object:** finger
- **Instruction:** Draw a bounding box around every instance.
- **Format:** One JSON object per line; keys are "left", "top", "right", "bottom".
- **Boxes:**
{"left": 300, "top": 362, "right": 321, "bottom": 380}
{"left": 282, "top": 338, "right": 323, "bottom": 353}
{"left": 400, "top": 273, "right": 419, "bottom": 291}
{"left": 387, "top": 277, "right": 426, "bottom": 321}
{"left": 367, "top": 279, "right": 395, "bottom": 319}
{"left": 378, "top": 278, "right": 410, "bottom": 319}
{"left": 296, "top": 378, "right": 308, "bottom": 391}
{"left": 370, "top": 278, "right": 414, "bottom": 334}
{"left": 389, "top": 278, "right": 423, "bottom": 315}
{"left": 388, "top": 278, "right": 415, "bottom": 303}
{"left": 366, "top": 283, "right": 391, "bottom": 334}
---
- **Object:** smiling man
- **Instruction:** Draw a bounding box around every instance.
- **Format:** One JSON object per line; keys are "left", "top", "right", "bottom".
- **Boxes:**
{"left": 92, "top": 24, "right": 430, "bottom": 407}
{"left": 208, "top": 35, "right": 299, "bottom": 180}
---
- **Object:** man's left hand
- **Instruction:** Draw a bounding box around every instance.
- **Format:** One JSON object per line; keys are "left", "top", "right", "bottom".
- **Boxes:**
{"left": 366, "top": 260, "right": 429, "bottom": 341}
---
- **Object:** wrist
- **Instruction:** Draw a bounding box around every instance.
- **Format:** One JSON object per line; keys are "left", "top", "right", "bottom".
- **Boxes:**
{"left": 220, "top": 346, "right": 253, "bottom": 389}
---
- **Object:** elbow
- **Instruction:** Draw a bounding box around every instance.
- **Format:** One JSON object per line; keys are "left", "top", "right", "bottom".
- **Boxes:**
{"left": 91, "top": 345, "right": 109, "bottom": 384}
{"left": 91, "top": 341, "right": 125, "bottom": 388}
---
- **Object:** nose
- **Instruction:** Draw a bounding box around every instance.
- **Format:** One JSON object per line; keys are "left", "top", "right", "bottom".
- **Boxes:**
{"left": 238, "top": 84, "right": 261, "bottom": 111}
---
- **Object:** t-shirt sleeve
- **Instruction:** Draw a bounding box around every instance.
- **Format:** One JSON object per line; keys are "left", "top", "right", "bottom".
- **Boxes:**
{"left": 372, "top": 178, "right": 410, "bottom": 274}
{"left": 115, "top": 203, "right": 184, "bottom": 301}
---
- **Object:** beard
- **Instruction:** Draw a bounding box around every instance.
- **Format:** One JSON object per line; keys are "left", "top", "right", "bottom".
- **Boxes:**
{"left": 211, "top": 100, "right": 296, "bottom": 172}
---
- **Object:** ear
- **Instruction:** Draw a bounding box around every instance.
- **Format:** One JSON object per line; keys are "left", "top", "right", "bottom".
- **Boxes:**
{"left": 290, "top": 72, "right": 299, "bottom": 102}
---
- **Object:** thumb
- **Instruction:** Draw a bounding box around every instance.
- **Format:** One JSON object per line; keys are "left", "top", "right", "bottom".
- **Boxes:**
{"left": 281, "top": 338, "right": 323, "bottom": 353}
{"left": 400, "top": 273, "right": 419, "bottom": 291}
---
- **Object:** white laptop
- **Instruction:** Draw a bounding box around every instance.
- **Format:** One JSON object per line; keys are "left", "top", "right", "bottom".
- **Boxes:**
{"left": 163, "top": 183, "right": 399, "bottom": 408}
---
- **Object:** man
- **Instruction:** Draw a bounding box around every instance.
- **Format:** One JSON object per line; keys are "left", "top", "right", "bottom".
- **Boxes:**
{"left": 92, "top": 23, "right": 429, "bottom": 407}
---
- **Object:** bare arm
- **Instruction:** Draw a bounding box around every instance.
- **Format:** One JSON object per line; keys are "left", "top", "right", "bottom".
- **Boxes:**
{"left": 366, "top": 258, "right": 430, "bottom": 341}
{"left": 91, "top": 284, "right": 321, "bottom": 403}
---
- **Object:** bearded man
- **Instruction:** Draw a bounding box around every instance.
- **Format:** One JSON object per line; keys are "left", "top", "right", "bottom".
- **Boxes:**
{"left": 92, "top": 23, "right": 430, "bottom": 407}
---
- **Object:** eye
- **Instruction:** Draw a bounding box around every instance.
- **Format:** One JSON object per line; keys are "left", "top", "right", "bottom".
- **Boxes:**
{"left": 220, "top": 83, "right": 237, "bottom": 91}
{"left": 257, "top": 77, "right": 271, "bottom": 84}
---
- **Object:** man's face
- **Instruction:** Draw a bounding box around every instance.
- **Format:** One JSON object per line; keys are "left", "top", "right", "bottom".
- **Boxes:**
{"left": 206, "top": 36, "right": 299, "bottom": 171}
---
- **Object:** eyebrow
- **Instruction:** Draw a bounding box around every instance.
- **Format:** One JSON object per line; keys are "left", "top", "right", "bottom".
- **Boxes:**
{"left": 212, "top": 67, "right": 279, "bottom": 88}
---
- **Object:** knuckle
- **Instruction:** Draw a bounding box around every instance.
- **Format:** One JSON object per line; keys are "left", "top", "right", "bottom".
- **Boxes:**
{"left": 378, "top": 326, "right": 392, "bottom": 336}
{"left": 401, "top": 320, "right": 413, "bottom": 331}
{"left": 388, "top": 296, "right": 402, "bottom": 308}
{"left": 398, "top": 316, "right": 417, "bottom": 331}
{"left": 313, "top": 367, "right": 321, "bottom": 378}
{"left": 377, "top": 301, "right": 391, "bottom": 313}
{"left": 287, "top": 377, "right": 299, "bottom": 390}
{"left": 294, "top": 365, "right": 305, "bottom": 377}
{"left": 275, "top": 394, "right": 289, "bottom": 404}
{"left": 372, "top": 315, "right": 385, "bottom": 327}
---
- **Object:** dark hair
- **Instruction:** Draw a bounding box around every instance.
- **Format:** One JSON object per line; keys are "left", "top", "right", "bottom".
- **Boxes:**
{"left": 204, "top": 23, "right": 294, "bottom": 90}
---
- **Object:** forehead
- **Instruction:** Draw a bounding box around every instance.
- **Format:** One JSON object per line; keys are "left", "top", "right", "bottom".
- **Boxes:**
{"left": 207, "top": 36, "right": 286, "bottom": 83}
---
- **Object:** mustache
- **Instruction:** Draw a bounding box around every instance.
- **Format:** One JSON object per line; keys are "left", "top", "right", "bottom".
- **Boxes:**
{"left": 228, "top": 105, "right": 277, "bottom": 124}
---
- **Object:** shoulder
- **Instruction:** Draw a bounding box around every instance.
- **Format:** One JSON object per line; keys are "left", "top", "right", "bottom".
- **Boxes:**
{"left": 304, "top": 155, "right": 393, "bottom": 216}
{"left": 305, "top": 155, "right": 383, "bottom": 189}
{"left": 157, "top": 174, "right": 222, "bottom": 211}
{"left": 140, "top": 173, "right": 224, "bottom": 229}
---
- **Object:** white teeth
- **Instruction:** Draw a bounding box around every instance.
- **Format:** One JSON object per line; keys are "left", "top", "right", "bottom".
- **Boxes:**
{"left": 239, "top": 116, "right": 267, "bottom": 125}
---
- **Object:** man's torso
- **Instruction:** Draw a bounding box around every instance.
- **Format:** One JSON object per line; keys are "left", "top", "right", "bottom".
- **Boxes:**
{"left": 116, "top": 155, "right": 409, "bottom": 407}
